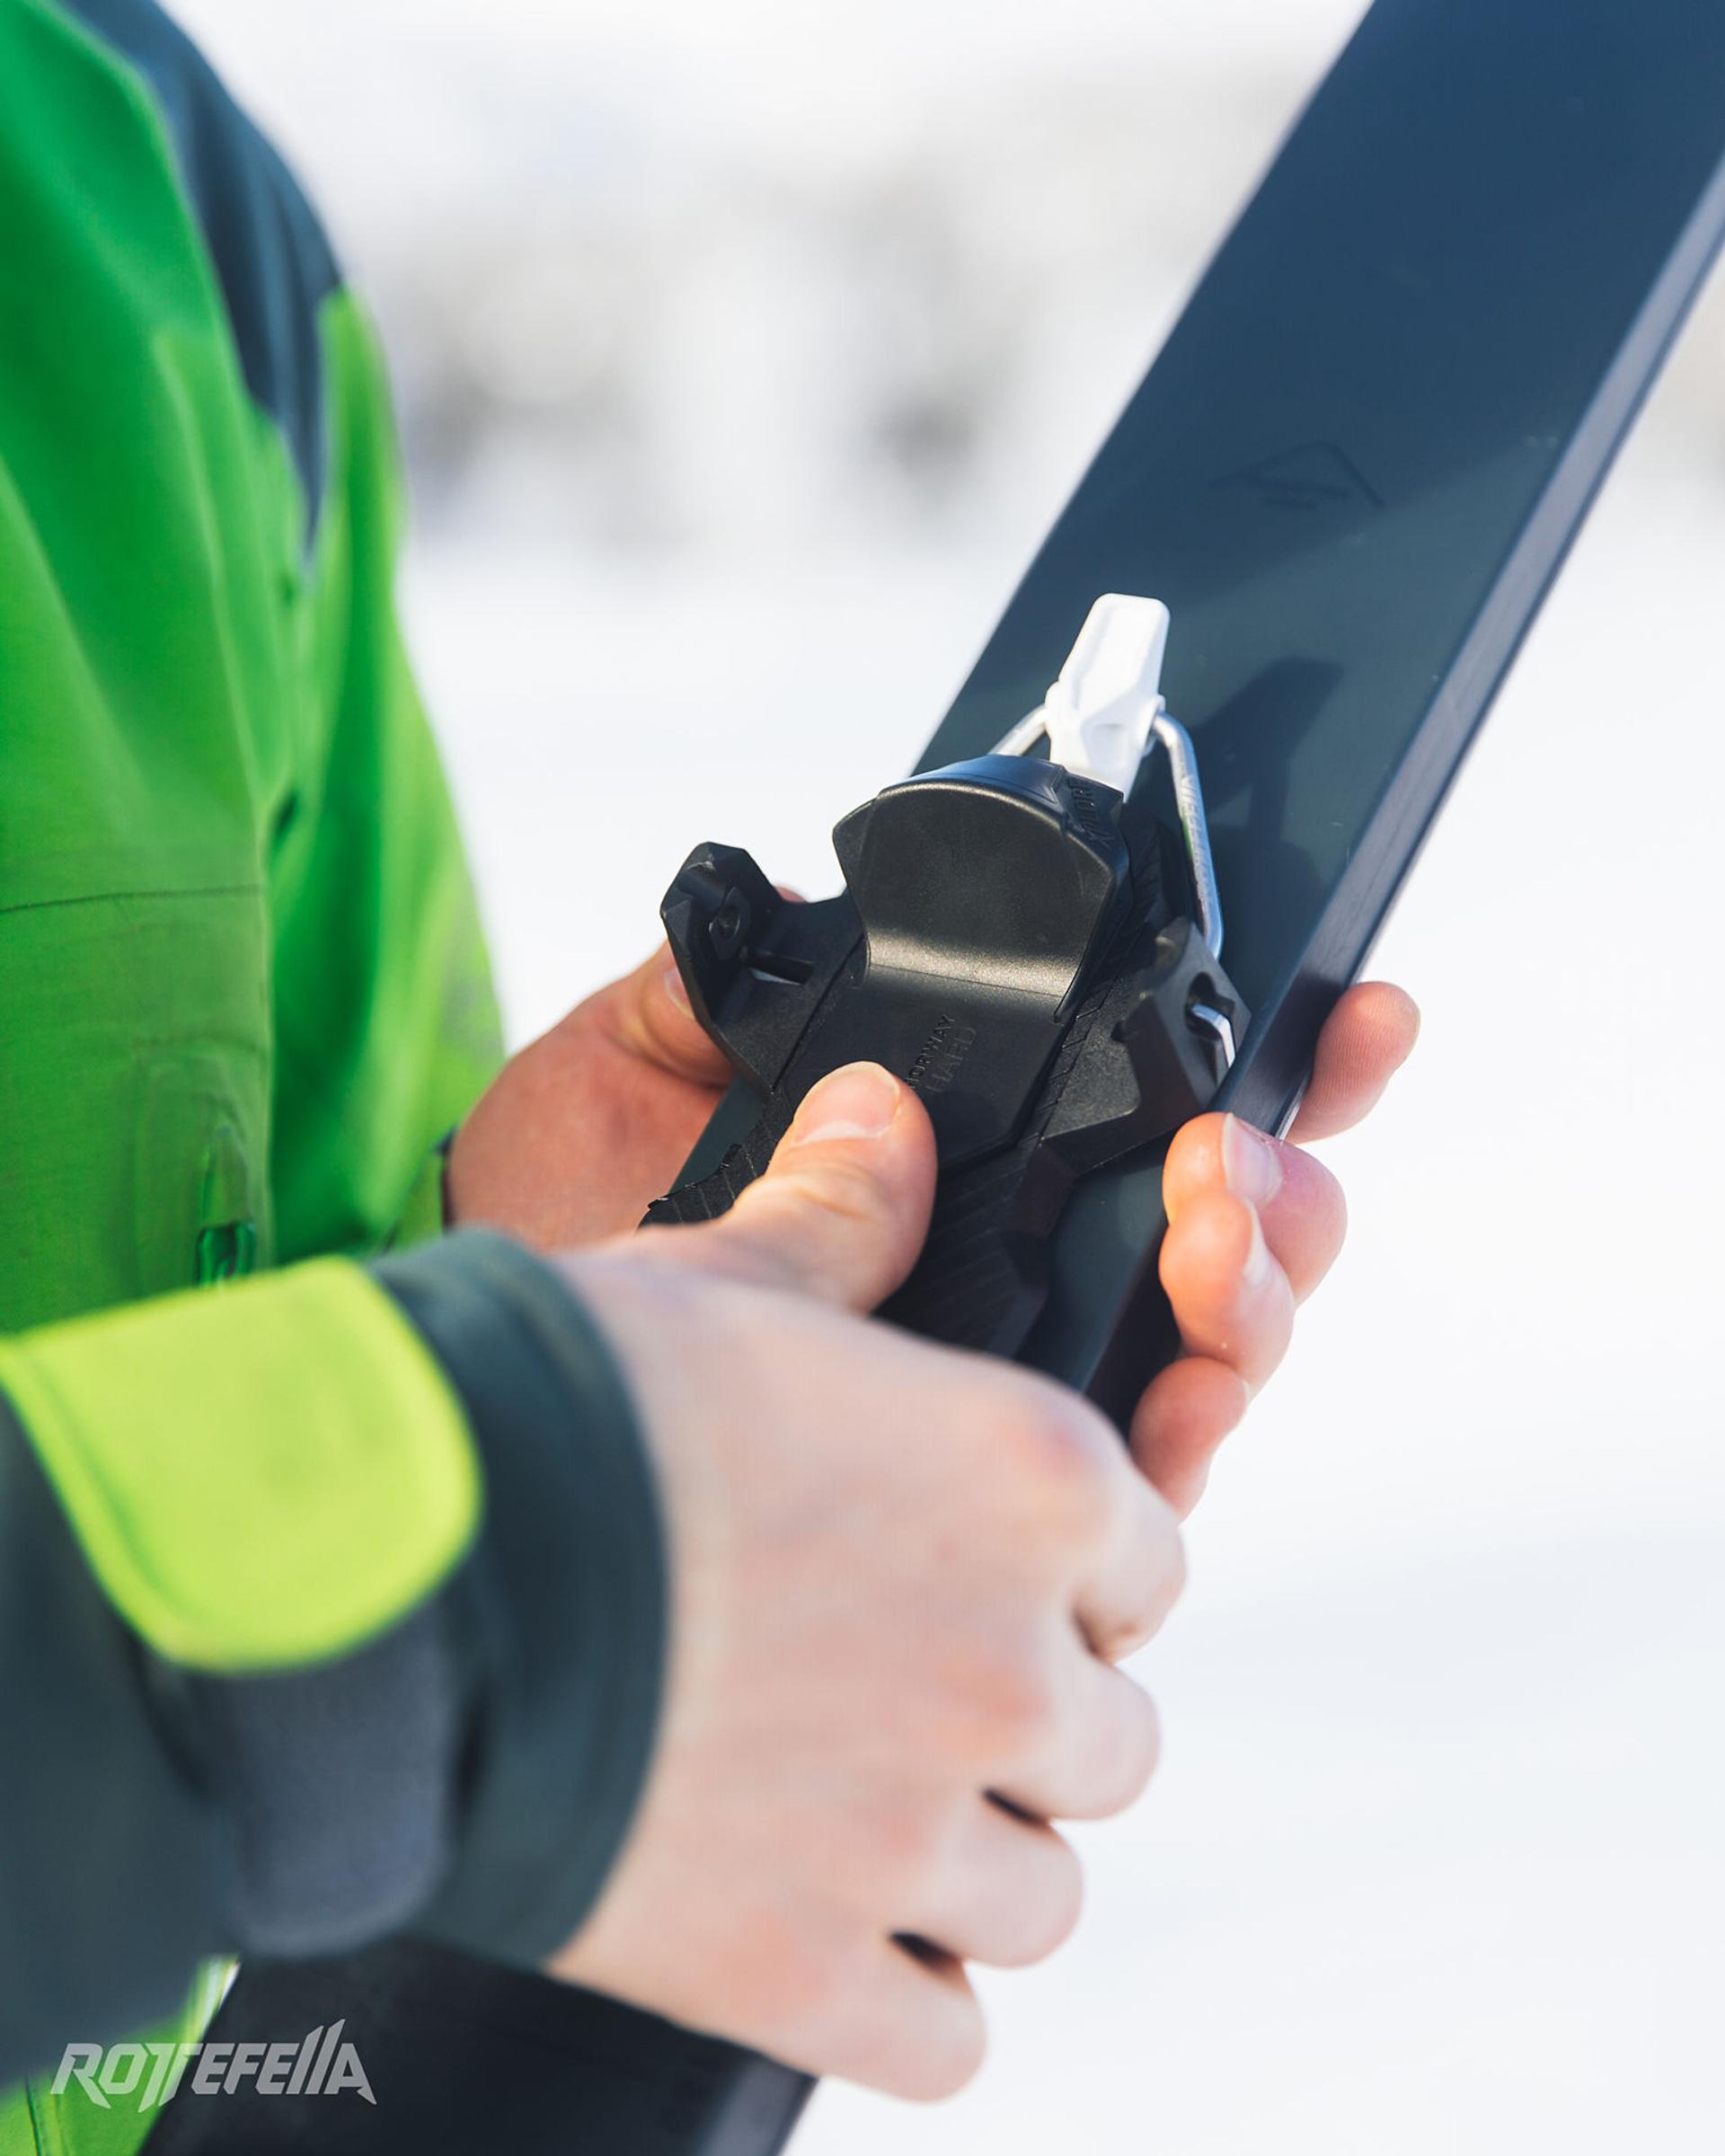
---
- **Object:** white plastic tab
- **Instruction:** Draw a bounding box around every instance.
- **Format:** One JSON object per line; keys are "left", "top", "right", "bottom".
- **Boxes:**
{"left": 994, "top": 593, "right": 1172, "bottom": 799}
{"left": 993, "top": 592, "right": 1224, "bottom": 957}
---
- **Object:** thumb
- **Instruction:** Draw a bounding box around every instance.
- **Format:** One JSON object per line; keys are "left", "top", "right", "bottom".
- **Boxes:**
{"left": 604, "top": 887, "right": 808, "bottom": 1085}
{"left": 666, "top": 1063, "right": 938, "bottom": 1312}
{"left": 602, "top": 945, "right": 736, "bottom": 1087}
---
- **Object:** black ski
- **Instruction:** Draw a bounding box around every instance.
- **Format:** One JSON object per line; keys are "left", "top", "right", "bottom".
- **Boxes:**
{"left": 148, "top": 1, "right": 1725, "bottom": 2149}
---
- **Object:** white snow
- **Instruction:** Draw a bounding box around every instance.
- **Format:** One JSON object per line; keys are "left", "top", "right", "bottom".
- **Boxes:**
{"left": 168, "top": 2, "right": 1725, "bottom": 2145}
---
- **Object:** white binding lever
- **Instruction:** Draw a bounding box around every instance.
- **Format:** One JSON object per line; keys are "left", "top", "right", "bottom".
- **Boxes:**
{"left": 994, "top": 593, "right": 1224, "bottom": 959}
{"left": 994, "top": 593, "right": 1172, "bottom": 800}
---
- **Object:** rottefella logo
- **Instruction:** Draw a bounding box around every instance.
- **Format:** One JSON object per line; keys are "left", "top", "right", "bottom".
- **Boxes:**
{"left": 50, "top": 2020, "right": 376, "bottom": 2110}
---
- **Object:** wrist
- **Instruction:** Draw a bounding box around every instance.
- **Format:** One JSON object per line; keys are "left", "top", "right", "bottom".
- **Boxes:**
{"left": 373, "top": 1230, "right": 668, "bottom": 1966}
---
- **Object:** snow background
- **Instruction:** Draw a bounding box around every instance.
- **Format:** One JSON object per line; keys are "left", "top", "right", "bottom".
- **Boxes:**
{"left": 172, "top": 2, "right": 1725, "bottom": 2147}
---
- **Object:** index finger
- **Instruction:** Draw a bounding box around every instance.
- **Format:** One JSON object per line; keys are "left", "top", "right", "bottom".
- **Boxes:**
{"left": 1286, "top": 980, "right": 1420, "bottom": 1144}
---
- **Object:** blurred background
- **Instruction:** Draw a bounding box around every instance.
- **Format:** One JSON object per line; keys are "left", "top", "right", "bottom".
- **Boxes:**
{"left": 174, "top": 1, "right": 1725, "bottom": 2148}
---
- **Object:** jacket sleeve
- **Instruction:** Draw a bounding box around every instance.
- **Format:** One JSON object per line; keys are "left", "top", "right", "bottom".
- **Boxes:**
{"left": 0, "top": 4, "right": 662, "bottom": 2101}
{"left": 0, "top": 1233, "right": 665, "bottom": 2090}
{"left": 0, "top": 0, "right": 499, "bottom": 1327}
{"left": 269, "top": 290, "right": 506, "bottom": 1263}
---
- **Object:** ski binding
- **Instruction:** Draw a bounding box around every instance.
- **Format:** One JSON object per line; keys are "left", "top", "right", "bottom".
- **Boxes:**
{"left": 646, "top": 596, "right": 1248, "bottom": 1359}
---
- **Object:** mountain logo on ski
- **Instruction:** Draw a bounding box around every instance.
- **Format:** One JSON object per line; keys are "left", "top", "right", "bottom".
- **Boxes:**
{"left": 1224, "top": 440, "right": 1383, "bottom": 514}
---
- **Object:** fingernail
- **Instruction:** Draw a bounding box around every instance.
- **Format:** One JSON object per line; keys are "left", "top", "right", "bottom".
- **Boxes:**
{"left": 1240, "top": 1203, "right": 1274, "bottom": 1290}
{"left": 1221, "top": 1115, "right": 1283, "bottom": 1209}
{"left": 790, "top": 1063, "right": 900, "bottom": 1144}
{"left": 660, "top": 959, "right": 694, "bottom": 1018}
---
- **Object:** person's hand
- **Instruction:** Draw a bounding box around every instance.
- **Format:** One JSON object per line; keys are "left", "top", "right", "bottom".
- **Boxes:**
{"left": 445, "top": 897, "right": 1420, "bottom": 1312}
{"left": 546, "top": 1064, "right": 1184, "bottom": 2098}
{"left": 446, "top": 943, "right": 736, "bottom": 1248}
{"left": 1133, "top": 980, "right": 1420, "bottom": 1515}
{"left": 544, "top": 981, "right": 1417, "bottom": 2094}
{"left": 450, "top": 918, "right": 1415, "bottom": 1522}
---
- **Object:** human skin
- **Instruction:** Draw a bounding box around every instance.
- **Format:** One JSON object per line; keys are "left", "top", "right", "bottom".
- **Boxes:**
{"left": 447, "top": 949, "right": 1418, "bottom": 2093}
{"left": 448, "top": 940, "right": 1420, "bottom": 1507}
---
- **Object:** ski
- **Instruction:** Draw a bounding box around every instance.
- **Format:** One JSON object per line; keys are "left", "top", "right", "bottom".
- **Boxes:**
{"left": 148, "top": 0, "right": 1725, "bottom": 2149}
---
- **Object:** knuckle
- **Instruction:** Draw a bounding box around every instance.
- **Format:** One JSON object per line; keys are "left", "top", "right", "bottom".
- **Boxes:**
{"left": 767, "top": 1931, "right": 874, "bottom": 2059}
{"left": 726, "top": 1162, "right": 893, "bottom": 1286}
{"left": 1094, "top": 1556, "right": 1183, "bottom": 1666}
{"left": 792, "top": 1946, "right": 986, "bottom": 2103}
{"left": 890, "top": 1997, "right": 987, "bottom": 2103}
{"left": 957, "top": 1639, "right": 1062, "bottom": 1763}
{"left": 1095, "top": 1683, "right": 1162, "bottom": 1814}
{"left": 724, "top": 1916, "right": 853, "bottom": 2046}
{"left": 1129, "top": 1685, "right": 1164, "bottom": 1798}
{"left": 866, "top": 1799, "right": 951, "bottom": 1898}
{"left": 780, "top": 1155, "right": 894, "bottom": 1233}
{"left": 1029, "top": 1845, "right": 1085, "bottom": 1962}
{"left": 995, "top": 1383, "right": 1119, "bottom": 1542}
{"left": 999, "top": 1834, "right": 1085, "bottom": 1966}
{"left": 1041, "top": 1841, "right": 1087, "bottom": 1953}
{"left": 995, "top": 1659, "right": 1063, "bottom": 1758}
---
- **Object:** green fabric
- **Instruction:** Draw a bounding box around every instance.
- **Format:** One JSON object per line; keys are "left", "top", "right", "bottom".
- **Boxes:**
{"left": 0, "top": 1262, "right": 480, "bottom": 1670}
{"left": 0, "top": 0, "right": 501, "bottom": 1630}
{"left": 0, "top": 0, "right": 501, "bottom": 1341}
{"left": 390, "top": 1143, "right": 453, "bottom": 1252}
{"left": 0, "top": 1975, "right": 228, "bottom": 2156}
{"left": 0, "top": 0, "right": 506, "bottom": 2143}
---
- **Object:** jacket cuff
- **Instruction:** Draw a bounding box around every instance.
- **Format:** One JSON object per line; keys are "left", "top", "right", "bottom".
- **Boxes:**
{"left": 372, "top": 1230, "right": 666, "bottom": 1966}
{"left": 0, "top": 1262, "right": 480, "bottom": 1674}
{"left": 0, "top": 1403, "right": 224, "bottom": 2082}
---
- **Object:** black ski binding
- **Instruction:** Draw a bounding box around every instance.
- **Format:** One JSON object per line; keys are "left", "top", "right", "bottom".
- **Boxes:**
{"left": 646, "top": 596, "right": 1247, "bottom": 1361}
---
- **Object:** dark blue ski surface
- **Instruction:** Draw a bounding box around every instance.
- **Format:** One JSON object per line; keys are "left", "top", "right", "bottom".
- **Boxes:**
{"left": 908, "top": 0, "right": 1725, "bottom": 1413}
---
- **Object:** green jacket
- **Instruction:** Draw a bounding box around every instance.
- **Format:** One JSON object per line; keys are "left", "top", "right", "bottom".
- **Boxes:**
{"left": 0, "top": 1, "right": 665, "bottom": 2145}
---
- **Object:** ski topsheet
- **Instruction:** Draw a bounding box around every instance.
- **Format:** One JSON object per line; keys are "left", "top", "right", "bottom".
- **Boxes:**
{"left": 150, "top": 3, "right": 1725, "bottom": 2152}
